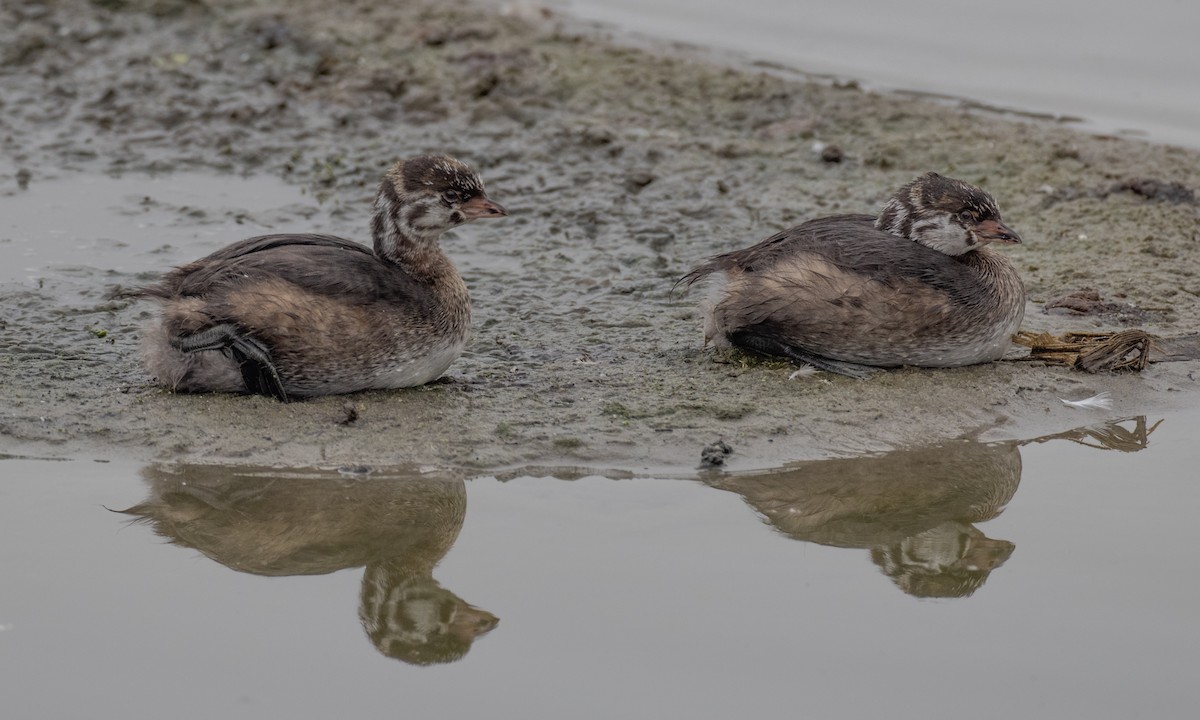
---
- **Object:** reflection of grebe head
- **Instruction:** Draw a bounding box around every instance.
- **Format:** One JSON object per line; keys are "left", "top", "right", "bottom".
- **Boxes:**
{"left": 870, "top": 521, "right": 1015, "bottom": 599}
{"left": 360, "top": 566, "right": 498, "bottom": 666}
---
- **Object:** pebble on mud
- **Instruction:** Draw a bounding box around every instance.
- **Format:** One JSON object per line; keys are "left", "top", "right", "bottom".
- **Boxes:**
{"left": 336, "top": 403, "right": 359, "bottom": 426}
{"left": 624, "top": 171, "right": 656, "bottom": 193}
{"left": 700, "top": 439, "right": 733, "bottom": 467}
{"left": 820, "top": 144, "right": 844, "bottom": 163}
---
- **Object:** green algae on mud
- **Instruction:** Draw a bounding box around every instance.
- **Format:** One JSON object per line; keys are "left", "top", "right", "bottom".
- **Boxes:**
{"left": 1, "top": 0, "right": 1198, "bottom": 473}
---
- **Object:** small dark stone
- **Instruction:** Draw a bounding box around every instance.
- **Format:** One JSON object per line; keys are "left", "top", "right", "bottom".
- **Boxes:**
{"left": 336, "top": 403, "right": 359, "bottom": 426}
{"left": 472, "top": 73, "right": 500, "bottom": 98}
{"left": 624, "top": 171, "right": 656, "bottom": 193}
{"left": 700, "top": 439, "right": 732, "bottom": 467}
{"left": 313, "top": 53, "right": 337, "bottom": 77}
{"left": 254, "top": 20, "right": 291, "bottom": 50}
{"left": 578, "top": 125, "right": 616, "bottom": 146}
{"left": 820, "top": 144, "right": 844, "bottom": 163}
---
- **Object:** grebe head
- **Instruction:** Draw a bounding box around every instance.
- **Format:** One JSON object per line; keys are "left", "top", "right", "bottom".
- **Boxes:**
{"left": 372, "top": 155, "right": 507, "bottom": 260}
{"left": 875, "top": 172, "right": 1021, "bottom": 256}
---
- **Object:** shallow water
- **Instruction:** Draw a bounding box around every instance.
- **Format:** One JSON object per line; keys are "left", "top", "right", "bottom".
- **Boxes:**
{"left": 556, "top": 0, "right": 1200, "bottom": 148}
{"left": 3, "top": 411, "right": 1198, "bottom": 719}
{"left": 0, "top": 174, "right": 317, "bottom": 286}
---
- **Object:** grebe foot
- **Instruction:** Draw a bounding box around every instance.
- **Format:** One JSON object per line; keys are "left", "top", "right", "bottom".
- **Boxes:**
{"left": 729, "top": 332, "right": 877, "bottom": 379}
{"left": 171, "top": 324, "right": 290, "bottom": 402}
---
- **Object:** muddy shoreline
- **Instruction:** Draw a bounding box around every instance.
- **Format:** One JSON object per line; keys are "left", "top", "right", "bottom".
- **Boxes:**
{"left": 2, "top": 0, "right": 1198, "bottom": 475}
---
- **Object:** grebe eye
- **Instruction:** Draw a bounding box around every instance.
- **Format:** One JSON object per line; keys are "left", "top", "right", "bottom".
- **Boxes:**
{"left": 442, "top": 190, "right": 463, "bottom": 205}
{"left": 959, "top": 210, "right": 977, "bottom": 223}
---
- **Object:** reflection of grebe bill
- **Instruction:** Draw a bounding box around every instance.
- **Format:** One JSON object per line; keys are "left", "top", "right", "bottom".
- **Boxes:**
{"left": 120, "top": 464, "right": 497, "bottom": 665}
{"left": 361, "top": 568, "right": 499, "bottom": 666}
{"left": 871, "top": 521, "right": 1015, "bottom": 599}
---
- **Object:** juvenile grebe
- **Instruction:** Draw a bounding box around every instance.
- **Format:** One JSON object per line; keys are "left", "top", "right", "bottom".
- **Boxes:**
{"left": 678, "top": 172, "right": 1025, "bottom": 377}
{"left": 116, "top": 155, "right": 507, "bottom": 401}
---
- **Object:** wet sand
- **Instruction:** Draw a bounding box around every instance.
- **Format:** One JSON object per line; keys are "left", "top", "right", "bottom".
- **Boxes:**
{"left": 1, "top": 0, "right": 1198, "bottom": 473}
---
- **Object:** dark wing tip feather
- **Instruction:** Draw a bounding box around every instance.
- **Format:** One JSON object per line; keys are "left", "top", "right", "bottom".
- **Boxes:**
{"left": 674, "top": 256, "right": 732, "bottom": 295}
{"left": 674, "top": 267, "right": 707, "bottom": 291}
{"left": 106, "top": 282, "right": 173, "bottom": 301}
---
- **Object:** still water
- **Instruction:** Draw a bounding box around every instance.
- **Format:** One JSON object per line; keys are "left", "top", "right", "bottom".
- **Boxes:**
{"left": 554, "top": 0, "right": 1200, "bottom": 148}
{"left": 0, "top": 173, "right": 319, "bottom": 286}
{"left": 3, "top": 412, "right": 1198, "bottom": 719}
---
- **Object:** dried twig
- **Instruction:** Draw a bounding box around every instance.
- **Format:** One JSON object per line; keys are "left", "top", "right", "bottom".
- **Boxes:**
{"left": 1011, "top": 330, "right": 1155, "bottom": 372}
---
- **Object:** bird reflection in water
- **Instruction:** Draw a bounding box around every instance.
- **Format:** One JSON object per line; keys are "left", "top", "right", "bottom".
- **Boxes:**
{"left": 705, "top": 417, "right": 1159, "bottom": 599}
{"left": 119, "top": 465, "right": 496, "bottom": 666}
